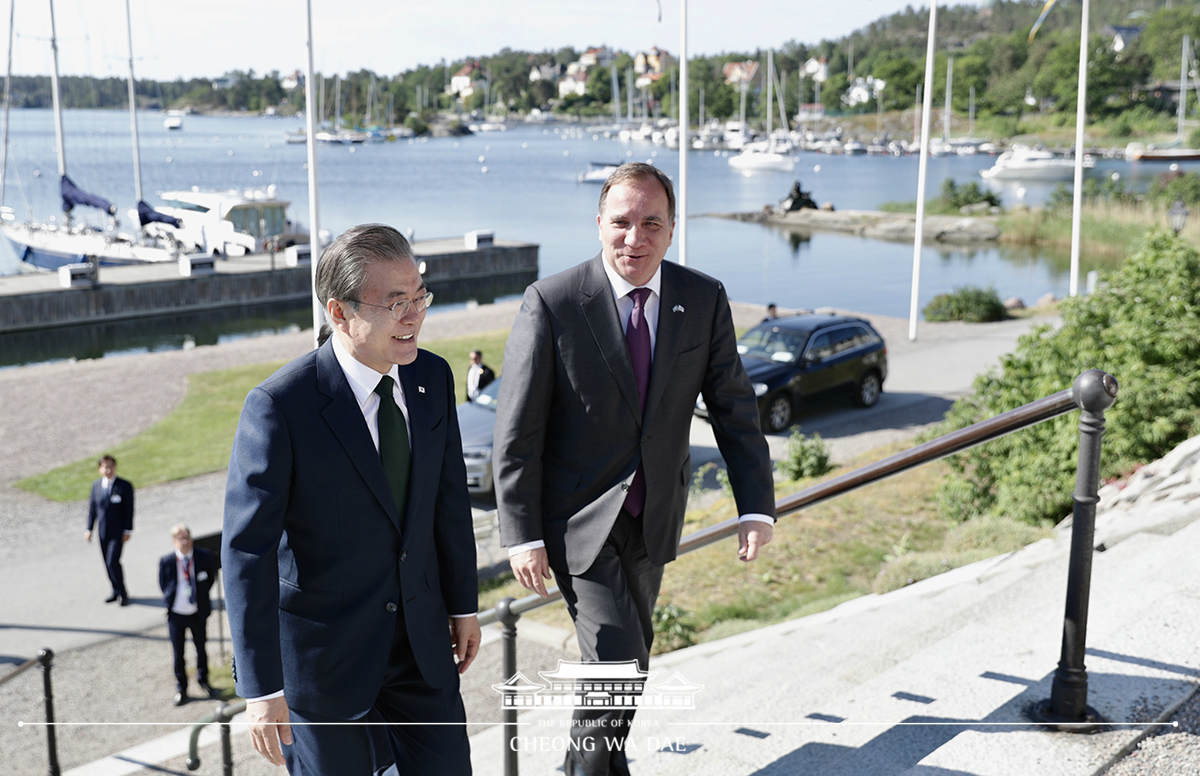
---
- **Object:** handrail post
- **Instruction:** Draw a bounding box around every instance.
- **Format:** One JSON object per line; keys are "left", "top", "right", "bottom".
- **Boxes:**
{"left": 1036, "top": 369, "right": 1119, "bottom": 730}
{"left": 39, "top": 648, "right": 60, "bottom": 776}
{"left": 496, "top": 596, "right": 521, "bottom": 776}
{"left": 218, "top": 702, "right": 234, "bottom": 776}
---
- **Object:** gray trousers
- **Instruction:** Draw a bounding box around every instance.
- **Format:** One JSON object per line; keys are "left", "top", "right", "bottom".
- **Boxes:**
{"left": 554, "top": 509, "right": 665, "bottom": 776}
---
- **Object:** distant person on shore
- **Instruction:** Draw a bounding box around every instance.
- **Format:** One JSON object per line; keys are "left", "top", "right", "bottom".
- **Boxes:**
{"left": 159, "top": 524, "right": 218, "bottom": 706}
{"left": 763, "top": 303, "right": 778, "bottom": 322}
{"left": 85, "top": 455, "right": 133, "bottom": 606}
{"left": 466, "top": 349, "right": 495, "bottom": 400}
{"left": 223, "top": 223, "right": 479, "bottom": 774}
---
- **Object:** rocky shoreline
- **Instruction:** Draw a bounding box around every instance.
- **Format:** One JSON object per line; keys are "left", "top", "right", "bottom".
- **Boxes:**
{"left": 709, "top": 208, "right": 1002, "bottom": 245}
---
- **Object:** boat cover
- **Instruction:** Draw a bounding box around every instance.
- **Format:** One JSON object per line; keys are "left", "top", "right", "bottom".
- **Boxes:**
{"left": 61, "top": 175, "right": 116, "bottom": 215}
{"left": 137, "top": 200, "right": 183, "bottom": 228}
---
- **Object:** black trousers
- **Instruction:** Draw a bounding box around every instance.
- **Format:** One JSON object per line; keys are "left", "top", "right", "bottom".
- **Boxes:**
{"left": 101, "top": 537, "right": 126, "bottom": 598}
{"left": 166, "top": 610, "right": 209, "bottom": 693}
{"left": 554, "top": 509, "right": 665, "bottom": 776}
{"left": 283, "top": 615, "right": 471, "bottom": 776}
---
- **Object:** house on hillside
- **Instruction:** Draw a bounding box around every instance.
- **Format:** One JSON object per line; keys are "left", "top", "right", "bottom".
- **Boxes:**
{"left": 635, "top": 47, "right": 674, "bottom": 76}
{"left": 723, "top": 60, "right": 759, "bottom": 86}
{"left": 449, "top": 62, "right": 481, "bottom": 97}
{"left": 529, "top": 63, "right": 562, "bottom": 83}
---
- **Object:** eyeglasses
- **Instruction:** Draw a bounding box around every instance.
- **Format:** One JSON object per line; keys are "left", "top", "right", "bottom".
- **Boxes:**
{"left": 348, "top": 291, "right": 434, "bottom": 320}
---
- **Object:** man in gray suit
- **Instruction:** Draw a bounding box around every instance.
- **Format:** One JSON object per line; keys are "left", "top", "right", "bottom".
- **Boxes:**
{"left": 494, "top": 163, "right": 776, "bottom": 775}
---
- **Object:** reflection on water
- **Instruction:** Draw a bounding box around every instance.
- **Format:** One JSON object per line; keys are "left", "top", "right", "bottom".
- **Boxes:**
{"left": 0, "top": 301, "right": 313, "bottom": 369}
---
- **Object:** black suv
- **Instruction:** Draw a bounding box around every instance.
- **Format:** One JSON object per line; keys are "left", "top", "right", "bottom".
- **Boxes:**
{"left": 696, "top": 314, "right": 888, "bottom": 433}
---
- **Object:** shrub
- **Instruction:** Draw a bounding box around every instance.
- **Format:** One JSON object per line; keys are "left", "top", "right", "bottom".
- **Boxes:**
{"left": 651, "top": 603, "right": 698, "bottom": 654}
{"left": 777, "top": 429, "right": 833, "bottom": 480}
{"left": 1148, "top": 170, "right": 1200, "bottom": 207}
{"left": 940, "top": 178, "right": 1001, "bottom": 210}
{"left": 923, "top": 285, "right": 1008, "bottom": 322}
{"left": 935, "top": 230, "right": 1200, "bottom": 524}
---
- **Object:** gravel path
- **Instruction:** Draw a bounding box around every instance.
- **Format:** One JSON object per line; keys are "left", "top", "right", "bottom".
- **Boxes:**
{"left": 1102, "top": 688, "right": 1200, "bottom": 775}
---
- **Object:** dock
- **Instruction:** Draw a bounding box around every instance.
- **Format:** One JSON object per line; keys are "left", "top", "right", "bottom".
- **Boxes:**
{"left": 0, "top": 235, "right": 538, "bottom": 334}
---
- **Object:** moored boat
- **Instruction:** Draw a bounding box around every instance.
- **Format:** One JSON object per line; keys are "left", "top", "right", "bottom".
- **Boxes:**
{"left": 979, "top": 145, "right": 1094, "bottom": 181}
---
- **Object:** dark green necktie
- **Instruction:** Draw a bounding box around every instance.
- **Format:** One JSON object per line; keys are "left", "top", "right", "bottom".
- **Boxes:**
{"left": 374, "top": 375, "right": 411, "bottom": 528}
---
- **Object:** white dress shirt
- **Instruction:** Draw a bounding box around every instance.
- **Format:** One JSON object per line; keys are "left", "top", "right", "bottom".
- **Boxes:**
{"left": 100, "top": 476, "right": 132, "bottom": 537}
{"left": 509, "top": 262, "right": 770, "bottom": 559}
{"left": 171, "top": 551, "right": 199, "bottom": 616}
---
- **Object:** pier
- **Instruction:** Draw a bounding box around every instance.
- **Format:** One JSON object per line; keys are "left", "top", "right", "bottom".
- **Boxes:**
{"left": 0, "top": 235, "right": 539, "bottom": 334}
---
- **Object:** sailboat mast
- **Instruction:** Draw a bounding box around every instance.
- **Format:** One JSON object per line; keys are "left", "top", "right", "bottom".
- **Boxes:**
{"left": 766, "top": 50, "right": 773, "bottom": 147}
{"left": 124, "top": 0, "right": 143, "bottom": 204}
{"left": 1, "top": 0, "right": 15, "bottom": 206}
{"left": 47, "top": 0, "right": 66, "bottom": 179}
{"left": 943, "top": 56, "right": 953, "bottom": 142}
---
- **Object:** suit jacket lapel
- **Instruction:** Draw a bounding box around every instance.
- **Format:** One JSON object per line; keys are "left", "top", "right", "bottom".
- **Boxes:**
{"left": 315, "top": 342, "right": 402, "bottom": 531}
{"left": 646, "top": 262, "right": 686, "bottom": 418}
{"left": 580, "top": 255, "right": 643, "bottom": 424}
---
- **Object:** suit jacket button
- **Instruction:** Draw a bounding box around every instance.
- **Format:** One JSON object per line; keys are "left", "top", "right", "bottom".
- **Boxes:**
{"left": 400, "top": 550, "right": 408, "bottom": 561}
{"left": 386, "top": 602, "right": 398, "bottom": 613}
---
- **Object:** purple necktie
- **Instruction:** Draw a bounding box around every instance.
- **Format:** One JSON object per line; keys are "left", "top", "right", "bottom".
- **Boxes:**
{"left": 624, "top": 287, "right": 652, "bottom": 516}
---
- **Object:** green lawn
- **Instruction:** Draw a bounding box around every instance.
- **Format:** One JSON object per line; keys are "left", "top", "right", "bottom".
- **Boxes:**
{"left": 15, "top": 328, "right": 515, "bottom": 502}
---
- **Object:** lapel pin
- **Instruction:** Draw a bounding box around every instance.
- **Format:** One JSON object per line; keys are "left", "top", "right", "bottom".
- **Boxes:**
{"left": 418, "top": 386, "right": 425, "bottom": 394}
{"left": 673, "top": 304, "right": 685, "bottom": 313}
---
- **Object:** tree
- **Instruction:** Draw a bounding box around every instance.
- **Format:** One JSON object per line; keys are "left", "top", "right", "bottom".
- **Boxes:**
{"left": 586, "top": 66, "right": 612, "bottom": 104}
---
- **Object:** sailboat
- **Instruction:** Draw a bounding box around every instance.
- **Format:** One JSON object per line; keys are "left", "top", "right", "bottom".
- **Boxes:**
{"left": 729, "top": 50, "right": 794, "bottom": 173}
{"left": 1126, "top": 33, "right": 1200, "bottom": 162}
{"left": 1, "top": 0, "right": 183, "bottom": 270}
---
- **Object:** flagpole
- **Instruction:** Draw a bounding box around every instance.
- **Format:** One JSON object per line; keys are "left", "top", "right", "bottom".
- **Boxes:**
{"left": 909, "top": 2, "right": 938, "bottom": 342}
{"left": 304, "top": 0, "right": 323, "bottom": 345}
{"left": 1068, "top": 0, "right": 1089, "bottom": 297}
{"left": 678, "top": 0, "right": 688, "bottom": 266}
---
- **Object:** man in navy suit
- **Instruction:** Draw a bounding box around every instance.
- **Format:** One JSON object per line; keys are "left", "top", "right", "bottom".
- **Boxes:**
{"left": 159, "top": 524, "right": 218, "bottom": 706}
{"left": 85, "top": 455, "right": 134, "bottom": 605}
{"left": 223, "top": 224, "right": 480, "bottom": 774}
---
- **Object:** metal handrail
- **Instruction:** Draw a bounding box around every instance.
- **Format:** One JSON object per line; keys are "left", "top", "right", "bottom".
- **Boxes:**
{"left": 186, "top": 699, "right": 246, "bottom": 772}
{"left": 0, "top": 655, "right": 37, "bottom": 687}
{"left": 480, "top": 384, "right": 1081, "bottom": 628}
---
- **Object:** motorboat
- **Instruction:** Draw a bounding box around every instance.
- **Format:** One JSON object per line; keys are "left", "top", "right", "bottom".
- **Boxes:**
{"left": 578, "top": 161, "right": 620, "bottom": 184}
{"left": 285, "top": 130, "right": 307, "bottom": 145}
{"left": 842, "top": 139, "right": 867, "bottom": 155}
{"left": 1124, "top": 142, "right": 1200, "bottom": 162}
{"left": 163, "top": 111, "right": 184, "bottom": 130}
{"left": 151, "top": 186, "right": 310, "bottom": 257}
{"left": 979, "top": 145, "right": 1094, "bottom": 181}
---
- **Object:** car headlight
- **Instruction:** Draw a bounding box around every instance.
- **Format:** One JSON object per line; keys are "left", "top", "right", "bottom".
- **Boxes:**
{"left": 463, "top": 447, "right": 493, "bottom": 460}
{"left": 753, "top": 382, "right": 768, "bottom": 397}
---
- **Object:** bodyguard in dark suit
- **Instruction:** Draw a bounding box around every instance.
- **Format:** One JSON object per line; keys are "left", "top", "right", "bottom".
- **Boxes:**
{"left": 85, "top": 455, "right": 134, "bottom": 605}
{"left": 494, "top": 163, "right": 777, "bottom": 775}
{"left": 158, "top": 524, "right": 218, "bottom": 705}
{"left": 223, "top": 224, "right": 480, "bottom": 774}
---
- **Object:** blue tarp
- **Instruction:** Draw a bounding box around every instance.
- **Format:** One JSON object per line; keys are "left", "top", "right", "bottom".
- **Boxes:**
{"left": 61, "top": 175, "right": 115, "bottom": 215}
{"left": 137, "top": 200, "right": 182, "bottom": 228}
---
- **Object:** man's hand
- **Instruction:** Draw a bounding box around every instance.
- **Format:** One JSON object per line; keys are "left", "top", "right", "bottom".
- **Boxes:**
{"left": 511, "top": 547, "right": 553, "bottom": 597}
{"left": 449, "top": 616, "right": 482, "bottom": 674}
{"left": 738, "top": 521, "right": 773, "bottom": 562}
{"left": 84, "top": 530, "right": 92, "bottom": 543}
{"left": 246, "top": 696, "right": 292, "bottom": 766}
{"left": 122, "top": 533, "right": 131, "bottom": 543}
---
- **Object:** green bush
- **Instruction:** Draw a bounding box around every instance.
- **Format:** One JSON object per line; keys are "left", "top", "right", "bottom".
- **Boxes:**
{"left": 652, "top": 603, "right": 698, "bottom": 654}
{"left": 935, "top": 230, "right": 1200, "bottom": 524}
{"left": 940, "top": 178, "right": 1000, "bottom": 210}
{"left": 777, "top": 429, "right": 833, "bottom": 480}
{"left": 923, "top": 285, "right": 1008, "bottom": 322}
{"left": 1148, "top": 170, "right": 1200, "bottom": 207}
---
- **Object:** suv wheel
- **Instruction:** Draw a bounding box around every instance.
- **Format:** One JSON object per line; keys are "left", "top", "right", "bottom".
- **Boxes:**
{"left": 854, "top": 372, "right": 882, "bottom": 408}
{"left": 762, "top": 392, "right": 793, "bottom": 433}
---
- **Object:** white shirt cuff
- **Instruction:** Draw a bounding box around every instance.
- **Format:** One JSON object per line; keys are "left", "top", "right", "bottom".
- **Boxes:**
{"left": 508, "top": 540, "right": 546, "bottom": 556}
{"left": 245, "top": 689, "right": 285, "bottom": 703}
{"left": 450, "top": 613, "right": 477, "bottom": 618}
{"left": 738, "top": 513, "right": 775, "bottom": 525}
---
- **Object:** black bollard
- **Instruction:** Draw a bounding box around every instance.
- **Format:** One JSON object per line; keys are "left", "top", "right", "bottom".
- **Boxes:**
{"left": 496, "top": 597, "right": 521, "bottom": 776}
{"left": 39, "top": 648, "right": 60, "bottom": 776}
{"left": 1035, "top": 369, "right": 1119, "bottom": 731}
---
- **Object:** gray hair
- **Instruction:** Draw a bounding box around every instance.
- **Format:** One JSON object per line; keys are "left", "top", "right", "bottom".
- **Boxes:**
{"left": 315, "top": 224, "right": 416, "bottom": 308}
{"left": 598, "top": 162, "right": 676, "bottom": 224}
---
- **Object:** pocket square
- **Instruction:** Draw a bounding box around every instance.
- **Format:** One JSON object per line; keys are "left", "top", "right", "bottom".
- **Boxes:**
{"left": 673, "top": 305, "right": 685, "bottom": 313}
{"left": 418, "top": 386, "right": 425, "bottom": 394}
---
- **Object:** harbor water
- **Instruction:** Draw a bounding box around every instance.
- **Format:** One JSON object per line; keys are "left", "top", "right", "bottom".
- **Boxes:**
{"left": 0, "top": 110, "right": 1182, "bottom": 366}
